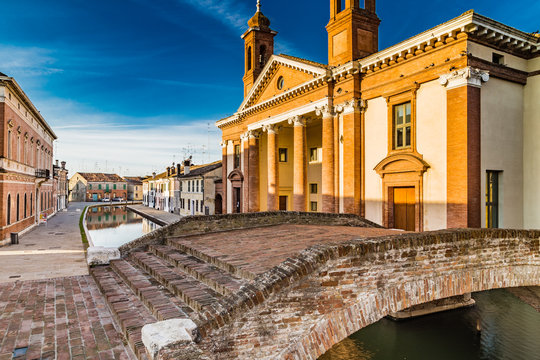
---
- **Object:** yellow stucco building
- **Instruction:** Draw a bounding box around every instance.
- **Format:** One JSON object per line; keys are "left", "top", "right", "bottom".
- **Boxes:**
{"left": 217, "top": 0, "right": 540, "bottom": 231}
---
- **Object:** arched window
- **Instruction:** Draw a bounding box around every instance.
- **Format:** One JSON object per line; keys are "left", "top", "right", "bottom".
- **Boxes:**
{"left": 7, "top": 194, "right": 11, "bottom": 225}
{"left": 16, "top": 194, "right": 20, "bottom": 221}
{"left": 247, "top": 46, "right": 252, "bottom": 71}
{"left": 30, "top": 193, "right": 33, "bottom": 215}
{"left": 259, "top": 45, "right": 267, "bottom": 66}
{"left": 7, "top": 130, "right": 12, "bottom": 159}
{"left": 41, "top": 192, "right": 43, "bottom": 211}
{"left": 24, "top": 193, "right": 27, "bottom": 218}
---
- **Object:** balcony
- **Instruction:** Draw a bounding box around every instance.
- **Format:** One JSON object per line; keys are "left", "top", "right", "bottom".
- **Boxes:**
{"left": 35, "top": 169, "right": 50, "bottom": 179}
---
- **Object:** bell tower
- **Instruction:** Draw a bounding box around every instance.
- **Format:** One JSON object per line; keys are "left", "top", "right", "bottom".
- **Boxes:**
{"left": 327, "top": 0, "right": 381, "bottom": 66}
{"left": 242, "top": 0, "right": 277, "bottom": 97}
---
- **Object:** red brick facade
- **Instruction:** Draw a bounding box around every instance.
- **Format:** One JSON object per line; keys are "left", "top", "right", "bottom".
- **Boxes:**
{"left": 0, "top": 76, "right": 57, "bottom": 243}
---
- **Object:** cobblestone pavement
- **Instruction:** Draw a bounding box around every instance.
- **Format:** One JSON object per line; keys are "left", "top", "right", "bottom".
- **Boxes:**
{"left": 174, "top": 224, "right": 403, "bottom": 275}
{"left": 127, "top": 205, "right": 181, "bottom": 225}
{"left": 0, "top": 203, "right": 88, "bottom": 283}
{"left": 0, "top": 275, "right": 135, "bottom": 360}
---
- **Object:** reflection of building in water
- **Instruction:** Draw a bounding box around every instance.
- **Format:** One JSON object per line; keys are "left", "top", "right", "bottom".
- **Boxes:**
{"left": 142, "top": 218, "right": 160, "bottom": 234}
{"left": 86, "top": 206, "right": 141, "bottom": 230}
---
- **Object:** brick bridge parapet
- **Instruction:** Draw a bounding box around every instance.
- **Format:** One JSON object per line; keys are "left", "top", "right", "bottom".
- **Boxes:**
{"left": 157, "top": 228, "right": 539, "bottom": 360}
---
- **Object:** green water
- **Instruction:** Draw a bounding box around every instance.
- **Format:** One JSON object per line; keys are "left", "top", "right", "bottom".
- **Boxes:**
{"left": 320, "top": 289, "right": 540, "bottom": 360}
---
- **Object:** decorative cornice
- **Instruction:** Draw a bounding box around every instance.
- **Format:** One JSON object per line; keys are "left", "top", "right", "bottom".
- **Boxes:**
{"left": 439, "top": 67, "right": 489, "bottom": 89}
{"left": 287, "top": 115, "right": 305, "bottom": 127}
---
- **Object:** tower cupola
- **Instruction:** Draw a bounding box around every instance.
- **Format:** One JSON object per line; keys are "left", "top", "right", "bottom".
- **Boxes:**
{"left": 242, "top": 0, "right": 277, "bottom": 97}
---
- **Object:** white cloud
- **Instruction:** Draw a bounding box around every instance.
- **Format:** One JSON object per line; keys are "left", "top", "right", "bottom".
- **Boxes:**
{"left": 0, "top": 46, "right": 63, "bottom": 77}
{"left": 179, "top": 0, "right": 251, "bottom": 30}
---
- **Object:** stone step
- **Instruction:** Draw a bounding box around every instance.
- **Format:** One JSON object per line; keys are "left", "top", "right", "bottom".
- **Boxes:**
{"left": 166, "top": 237, "right": 256, "bottom": 281}
{"left": 110, "top": 259, "right": 193, "bottom": 321}
{"left": 91, "top": 266, "right": 154, "bottom": 360}
{"left": 129, "top": 251, "right": 223, "bottom": 312}
{"left": 149, "top": 244, "right": 247, "bottom": 296}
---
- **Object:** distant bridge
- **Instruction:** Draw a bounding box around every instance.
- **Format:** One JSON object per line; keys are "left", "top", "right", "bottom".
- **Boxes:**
{"left": 89, "top": 212, "right": 540, "bottom": 360}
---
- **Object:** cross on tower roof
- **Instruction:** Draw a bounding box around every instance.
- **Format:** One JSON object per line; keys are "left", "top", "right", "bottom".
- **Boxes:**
{"left": 257, "top": 0, "right": 261, "bottom": 12}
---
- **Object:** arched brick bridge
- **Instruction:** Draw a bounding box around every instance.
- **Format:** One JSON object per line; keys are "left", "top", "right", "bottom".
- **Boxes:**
{"left": 89, "top": 212, "right": 540, "bottom": 360}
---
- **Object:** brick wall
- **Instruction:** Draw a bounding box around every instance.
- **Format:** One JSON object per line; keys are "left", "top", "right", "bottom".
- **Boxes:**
{"left": 160, "top": 228, "right": 539, "bottom": 360}
{"left": 119, "top": 211, "right": 381, "bottom": 256}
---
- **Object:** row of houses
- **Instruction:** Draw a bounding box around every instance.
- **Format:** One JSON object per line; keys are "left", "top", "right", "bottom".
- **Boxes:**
{"left": 0, "top": 72, "right": 69, "bottom": 245}
{"left": 68, "top": 173, "right": 144, "bottom": 202}
{"left": 142, "top": 159, "right": 222, "bottom": 216}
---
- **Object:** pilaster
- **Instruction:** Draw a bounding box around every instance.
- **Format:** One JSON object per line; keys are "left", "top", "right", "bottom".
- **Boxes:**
{"left": 440, "top": 67, "right": 489, "bottom": 228}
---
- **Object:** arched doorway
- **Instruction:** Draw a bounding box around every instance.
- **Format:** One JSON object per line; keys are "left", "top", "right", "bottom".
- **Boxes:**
{"left": 215, "top": 194, "right": 223, "bottom": 215}
{"left": 228, "top": 169, "right": 244, "bottom": 213}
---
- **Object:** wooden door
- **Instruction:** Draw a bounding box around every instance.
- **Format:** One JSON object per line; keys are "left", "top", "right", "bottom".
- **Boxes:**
{"left": 393, "top": 187, "right": 415, "bottom": 231}
{"left": 279, "top": 196, "right": 287, "bottom": 211}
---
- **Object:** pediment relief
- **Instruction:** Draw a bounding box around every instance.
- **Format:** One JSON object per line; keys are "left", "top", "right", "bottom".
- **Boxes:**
{"left": 238, "top": 55, "right": 328, "bottom": 112}
{"left": 374, "top": 152, "right": 430, "bottom": 177}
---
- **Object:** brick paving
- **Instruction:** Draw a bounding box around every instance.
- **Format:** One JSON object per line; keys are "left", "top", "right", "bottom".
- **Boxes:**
{"left": 0, "top": 275, "right": 135, "bottom": 360}
{"left": 171, "top": 224, "right": 402, "bottom": 276}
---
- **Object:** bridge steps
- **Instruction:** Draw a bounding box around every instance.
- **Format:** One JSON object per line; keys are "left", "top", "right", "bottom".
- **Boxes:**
{"left": 91, "top": 266, "right": 154, "bottom": 360}
{"left": 167, "top": 237, "right": 257, "bottom": 281}
{"left": 149, "top": 244, "right": 247, "bottom": 296}
{"left": 129, "top": 250, "right": 223, "bottom": 312}
{"left": 109, "top": 259, "right": 193, "bottom": 321}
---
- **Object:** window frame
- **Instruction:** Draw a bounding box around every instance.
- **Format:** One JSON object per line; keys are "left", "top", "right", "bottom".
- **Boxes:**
{"left": 310, "top": 183, "right": 318, "bottom": 194}
{"left": 386, "top": 87, "right": 418, "bottom": 154}
{"left": 486, "top": 170, "right": 501, "bottom": 228}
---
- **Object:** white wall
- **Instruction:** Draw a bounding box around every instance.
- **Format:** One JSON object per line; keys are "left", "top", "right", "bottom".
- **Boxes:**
{"left": 416, "top": 80, "right": 447, "bottom": 230}
{"left": 481, "top": 77, "right": 524, "bottom": 229}
{"left": 523, "top": 57, "right": 540, "bottom": 229}
{"left": 364, "top": 97, "right": 387, "bottom": 225}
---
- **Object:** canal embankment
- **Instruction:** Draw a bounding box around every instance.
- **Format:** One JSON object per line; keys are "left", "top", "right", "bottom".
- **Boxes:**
{"left": 126, "top": 204, "right": 181, "bottom": 226}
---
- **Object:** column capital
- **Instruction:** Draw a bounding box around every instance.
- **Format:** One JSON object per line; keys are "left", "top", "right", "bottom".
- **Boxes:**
{"left": 315, "top": 104, "right": 335, "bottom": 118}
{"left": 287, "top": 115, "right": 306, "bottom": 127}
{"left": 439, "top": 67, "right": 489, "bottom": 89}
{"left": 242, "top": 130, "right": 260, "bottom": 140}
{"left": 262, "top": 124, "right": 280, "bottom": 134}
{"left": 335, "top": 98, "right": 367, "bottom": 114}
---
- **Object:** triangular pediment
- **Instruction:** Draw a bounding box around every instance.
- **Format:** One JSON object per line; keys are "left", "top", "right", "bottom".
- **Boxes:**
{"left": 238, "top": 54, "right": 328, "bottom": 112}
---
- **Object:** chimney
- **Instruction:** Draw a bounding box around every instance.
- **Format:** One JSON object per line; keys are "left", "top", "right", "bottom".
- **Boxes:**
{"left": 152, "top": 172, "right": 156, "bottom": 178}
{"left": 183, "top": 157, "right": 192, "bottom": 175}
{"left": 61, "top": 161, "right": 66, "bottom": 169}
{"left": 177, "top": 163, "right": 181, "bottom": 175}
{"left": 167, "top": 167, "right": 171, "bottom": 176}
{"left": 55, "top": 160, "right": 59, "bottom": 166}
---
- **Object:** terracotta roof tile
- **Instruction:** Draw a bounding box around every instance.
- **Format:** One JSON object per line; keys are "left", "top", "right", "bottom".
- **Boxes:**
{"left": 77, "top": 173, "right": 126, "bottom": 182}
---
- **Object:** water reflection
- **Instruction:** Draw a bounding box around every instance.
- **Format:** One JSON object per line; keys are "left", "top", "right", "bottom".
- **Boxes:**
{"left": 86, "top": 206, "right": 160, "bottom": 248}
{"left": 320, "top": 289, "right": 540, "bottom": 360}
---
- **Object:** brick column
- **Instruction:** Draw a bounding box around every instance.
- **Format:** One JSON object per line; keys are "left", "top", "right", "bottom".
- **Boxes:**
{"left": 247, "top": 131, "right": 260, "bottom": 212}
{"left": 289, "top": 116, "right": 306, "bottom": 212}
{"left": 221, "top": 141, "right": 228, "bottom": 214}
{"left": 265, "top": 124, "right": 279, "bottom": 211}
{"left": 340, "top": 99, "right": 364, "bottom": 215}
{"left": 317, "top": 105, "right": 336, "bottom": 213}
{"left": 440, "top": 67, "right": 489, "bottom": 228}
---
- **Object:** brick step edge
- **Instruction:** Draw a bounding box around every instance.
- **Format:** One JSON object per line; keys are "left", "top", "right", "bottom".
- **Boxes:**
{"left": 91, "top": 266, "right": 155, "bottom": 360}
{"left": 166, "top": 238, "right": 256, "bottom": 281}
{"left": 110, "top": 259, "right": 191, "bottom": 322}
{"left": 149, "top": 245, "right": 247, "bottom": 296}
{"left": 129, "top": 251, "right": 223, "bottom": 313}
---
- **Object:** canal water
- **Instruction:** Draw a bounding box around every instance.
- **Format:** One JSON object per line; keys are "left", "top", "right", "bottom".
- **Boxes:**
{"left": 320, "top": 289, "right": 540, "bottom": 360}
{"left": 86, "top": 206, "right": 160, "bottom": 248}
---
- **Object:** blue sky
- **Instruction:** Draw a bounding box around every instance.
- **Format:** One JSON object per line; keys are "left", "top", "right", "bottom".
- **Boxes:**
{"left": 0, "top": 0, "right": 538, "bottom": 175}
